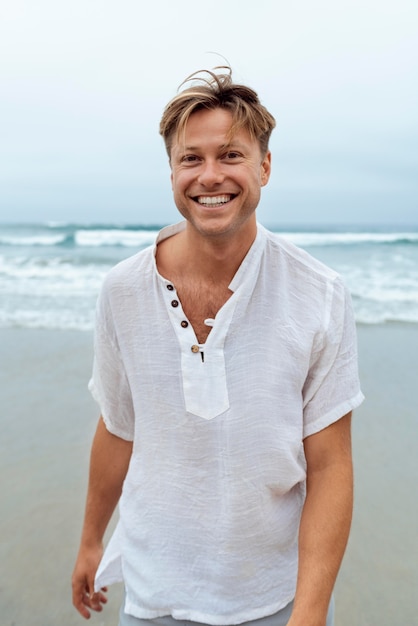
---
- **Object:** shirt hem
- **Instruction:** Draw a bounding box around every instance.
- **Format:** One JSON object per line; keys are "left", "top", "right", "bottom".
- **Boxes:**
{"left": 88, "top": 380, "right": 134, "bottom": 441}
{"left": 303, "top": 389, "right": 365, "bottom": 439}
{"left": 124, "top": 596, "right": 295, "bottom": 626}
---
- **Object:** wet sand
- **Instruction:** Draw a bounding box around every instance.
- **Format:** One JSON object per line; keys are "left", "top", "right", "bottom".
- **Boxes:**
{"left": 0, "top": 325, "right": 417, "bottom": 625}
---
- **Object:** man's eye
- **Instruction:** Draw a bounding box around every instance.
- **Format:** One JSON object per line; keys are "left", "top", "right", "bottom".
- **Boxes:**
{"left": 225, "top": 152, "right": 241, "bottom": 160}
{"left": 182, "top": 155, "right": 199, "bottom": 163}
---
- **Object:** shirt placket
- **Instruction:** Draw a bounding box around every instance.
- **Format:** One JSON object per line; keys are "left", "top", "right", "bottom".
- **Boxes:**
{"left": 161, "top": 280, "right": 230, "bottom": 420}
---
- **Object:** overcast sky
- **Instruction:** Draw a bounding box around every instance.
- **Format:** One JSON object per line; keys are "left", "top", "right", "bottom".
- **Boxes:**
{"left": 1, "top": 0, "right": 417, "bottom": 227}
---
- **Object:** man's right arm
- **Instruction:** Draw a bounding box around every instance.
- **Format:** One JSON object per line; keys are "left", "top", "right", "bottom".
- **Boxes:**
{"left": 72, "top": 416, "right": 133, "bottom": 619}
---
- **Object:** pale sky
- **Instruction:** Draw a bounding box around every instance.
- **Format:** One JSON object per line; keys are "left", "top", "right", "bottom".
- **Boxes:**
{"left": 1, "top": 0, "right": 417, "bottom": 226}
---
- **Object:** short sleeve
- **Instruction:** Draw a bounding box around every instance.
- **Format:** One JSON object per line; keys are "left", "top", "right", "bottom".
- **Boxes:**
{"left": 302, "top": 277, "right": 364, "bottom": 438}
{"left": 88, "top": 284, "right": 135, "bottom": 441}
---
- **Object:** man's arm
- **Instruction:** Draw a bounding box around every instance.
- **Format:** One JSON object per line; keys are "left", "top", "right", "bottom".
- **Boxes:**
{"left": 72, "top": 416, "right": 133, "bottom": 619}
{"left": 287, "top": 412, "right": 353, "bottom": 626}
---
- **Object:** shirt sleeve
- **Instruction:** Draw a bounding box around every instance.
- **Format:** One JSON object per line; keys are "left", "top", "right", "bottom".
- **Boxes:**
{"left": 88, "top": 282, "right": 135, "bottom": 441}
{"left": 302, "top": 276, "right": 364, "bottom": 438}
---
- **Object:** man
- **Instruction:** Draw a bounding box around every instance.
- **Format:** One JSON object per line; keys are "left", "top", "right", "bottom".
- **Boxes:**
{"left": 72, "top": 66, "right": 364, "bottom": 626}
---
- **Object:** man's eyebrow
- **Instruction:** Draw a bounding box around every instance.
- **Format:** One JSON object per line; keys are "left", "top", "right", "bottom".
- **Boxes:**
{"left": 180, "top": 141, "right": 246, "bottom": 152}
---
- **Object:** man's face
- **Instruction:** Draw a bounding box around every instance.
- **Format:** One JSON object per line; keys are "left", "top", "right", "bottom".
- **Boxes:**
{"left": 170, "top": 107, "right": 271, "bottom": 242}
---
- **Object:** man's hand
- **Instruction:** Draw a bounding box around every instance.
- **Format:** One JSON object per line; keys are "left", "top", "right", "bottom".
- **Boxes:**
{"left": 72, "top": 544, "right": 107, "bottom": 619}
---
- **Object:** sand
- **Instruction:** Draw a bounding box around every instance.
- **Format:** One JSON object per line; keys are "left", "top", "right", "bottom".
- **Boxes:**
{"left": 0, "top": 324, "right": 417, "bottom": 625}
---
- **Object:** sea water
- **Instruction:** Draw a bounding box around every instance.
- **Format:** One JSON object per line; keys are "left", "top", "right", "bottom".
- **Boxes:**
{"left": 1, "top": 222, "right": 417, "bottom": 330}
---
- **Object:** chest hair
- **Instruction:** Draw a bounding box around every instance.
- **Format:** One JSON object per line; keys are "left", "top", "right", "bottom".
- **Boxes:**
{"left": 174, "top": 278, "right": 232, "bottom": 343}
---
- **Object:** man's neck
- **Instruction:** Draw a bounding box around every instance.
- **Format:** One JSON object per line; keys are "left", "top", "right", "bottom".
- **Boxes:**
{"left": 175, "top": 222, "right": 257, "bottom": 283}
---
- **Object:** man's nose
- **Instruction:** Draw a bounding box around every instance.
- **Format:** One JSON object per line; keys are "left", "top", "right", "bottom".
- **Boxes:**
{"left": 197, "top": 159, "right": 224, "bottom": 186}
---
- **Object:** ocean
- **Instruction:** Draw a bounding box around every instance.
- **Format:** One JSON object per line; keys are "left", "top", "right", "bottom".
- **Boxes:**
{"left": 1, "top": 222, "right": 417, "bottom": 330}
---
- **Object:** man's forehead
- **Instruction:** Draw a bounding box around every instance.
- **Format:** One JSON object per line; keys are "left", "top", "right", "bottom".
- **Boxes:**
{"left": 172, "top": 125, "right": 254, "bottom": 152}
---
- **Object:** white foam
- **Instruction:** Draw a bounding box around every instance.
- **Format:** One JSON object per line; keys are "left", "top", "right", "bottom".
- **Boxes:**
{"left": 0, "top": 308, "right": 94, "bottom": 331}
{"left": 0, "top": 234, "right": 67, "bottom": 246}
{"left": 75, "top": 229, "right": 158, "bottom": 247}
{"left": 280, "top": 232, "right": 418, "bottom": 247}
{"left": 0, "top": 256, "right": 106, "bottom": 292}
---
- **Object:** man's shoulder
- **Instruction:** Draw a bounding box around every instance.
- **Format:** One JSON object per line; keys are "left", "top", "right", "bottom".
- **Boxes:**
{"left": 261, "top": 227, "right": 349, "bottom": 326}
{"left": 102, "top": 245, "right": 155, "bottom": 292}
{"left": 103, "top": 222, "right": 184, "bottom": 290}
{"left": 263, "top": 227, "right": 339, "bottom": 283}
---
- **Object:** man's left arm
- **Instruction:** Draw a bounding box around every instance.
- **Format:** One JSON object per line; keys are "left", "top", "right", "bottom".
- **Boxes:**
{"left": 288, "top": 412, "right": 353, "bottom": 626}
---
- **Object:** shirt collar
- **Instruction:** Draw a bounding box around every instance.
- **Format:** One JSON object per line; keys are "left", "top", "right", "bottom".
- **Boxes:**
{"left": 153, "top": 221, "right": 267, "bottom": 293}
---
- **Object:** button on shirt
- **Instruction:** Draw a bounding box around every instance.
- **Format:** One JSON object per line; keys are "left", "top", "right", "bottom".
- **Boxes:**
{"left": 90, "top": 222, "right": 364, "bottom": 624}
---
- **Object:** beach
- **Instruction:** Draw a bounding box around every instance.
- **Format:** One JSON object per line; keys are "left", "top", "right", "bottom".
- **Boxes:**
{"left": 1, "top": 324, "right": 417, "bottom": 625}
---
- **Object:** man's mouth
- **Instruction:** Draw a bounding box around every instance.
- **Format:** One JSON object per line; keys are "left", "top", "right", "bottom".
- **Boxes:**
{"left": 194, "top": 194, "right": 235, "bottom": 207}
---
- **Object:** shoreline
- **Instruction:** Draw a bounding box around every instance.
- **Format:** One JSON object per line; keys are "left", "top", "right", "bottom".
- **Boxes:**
{"left": 0, "top": 324, "right": 417, "bottom": 625}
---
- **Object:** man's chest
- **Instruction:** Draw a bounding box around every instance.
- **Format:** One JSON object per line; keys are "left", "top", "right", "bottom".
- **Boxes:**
{"left": 172, "top": 280, "right": 233, "bottom": 344}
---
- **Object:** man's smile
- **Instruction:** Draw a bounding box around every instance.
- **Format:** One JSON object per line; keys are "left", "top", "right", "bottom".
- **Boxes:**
{"left": 194, "top": 194, "right": 237, "bottom": 207}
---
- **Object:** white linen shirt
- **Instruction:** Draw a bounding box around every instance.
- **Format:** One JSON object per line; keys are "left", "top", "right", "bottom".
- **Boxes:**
{"left": 90, "top": 222, "right": 364, "bottom": 625}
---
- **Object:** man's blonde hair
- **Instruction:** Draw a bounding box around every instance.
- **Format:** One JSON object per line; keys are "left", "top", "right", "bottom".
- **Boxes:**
{"left": 159, "top": 66, "right": 276, "bottom": 158}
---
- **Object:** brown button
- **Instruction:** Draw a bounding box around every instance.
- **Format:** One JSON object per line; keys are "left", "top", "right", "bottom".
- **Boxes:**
{"left": 171, "top": 300, "right": 179, "bottom": 307}
{"left": 166, "top": 284, "right": 174, "bottom": 291}
{"left": 181, "top": 320, "right": 189, "bottom": 328}
{"left": 191, "top": 344, "right": 200, "bottom": 353}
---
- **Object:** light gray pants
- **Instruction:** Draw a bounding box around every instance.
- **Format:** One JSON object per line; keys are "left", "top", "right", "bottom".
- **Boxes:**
{"left": 118, "top": 596, "right": 335, "bottom": 626}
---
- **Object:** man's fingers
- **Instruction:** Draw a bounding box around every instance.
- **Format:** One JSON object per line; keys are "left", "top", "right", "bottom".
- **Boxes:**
{"left": 72, "top": 585, "right": 93, "bottom": 619}
{"left": 72, "top": 576, "right": 106, "bottom": 619}
{"left": 86, "top": 583, "right": 108, "bottom": 612}
{"left": 96, "top": 589, "right": 108, "bottom": 604}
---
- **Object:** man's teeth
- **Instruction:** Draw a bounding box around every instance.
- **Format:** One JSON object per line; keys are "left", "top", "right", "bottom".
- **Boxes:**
{"left": 197, "top": 195, "right": 231, "bottom": 206}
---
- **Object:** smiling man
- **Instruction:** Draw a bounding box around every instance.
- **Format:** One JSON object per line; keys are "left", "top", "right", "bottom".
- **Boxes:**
{"left": 72, "top": 67, "right": 364, "bottom": 626}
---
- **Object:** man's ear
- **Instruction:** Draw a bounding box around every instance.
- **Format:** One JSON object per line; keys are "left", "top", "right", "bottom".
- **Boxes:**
{"left": 260, "top": 151, "right": 271, "bottom": 187}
